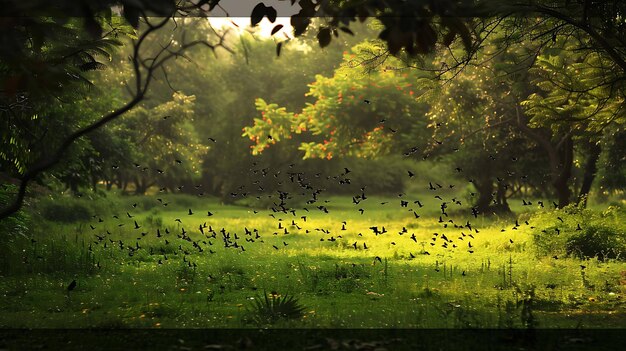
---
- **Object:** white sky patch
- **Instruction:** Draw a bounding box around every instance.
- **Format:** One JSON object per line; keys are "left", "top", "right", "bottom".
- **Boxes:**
{"left": 208, "top": 17, "right": 294, "bottom": 39}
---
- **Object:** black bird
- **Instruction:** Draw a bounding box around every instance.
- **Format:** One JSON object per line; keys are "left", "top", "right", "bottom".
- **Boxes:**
{"left": 188, "top": 209, "right": 193, "bottom": 215}
{"left": 134, "top": 221, "right": 140, "bottom": 229}
{"left": 363, "top": 99, "right": 371, "bottom": 104}
{"left": 408, "top": 170, "right": 415, "bottom": 178}
{"left": 67, "top": 280, "right": 77, "bottom": 292}
{"left": 471, "top": 207, "right": 479, "bottom": 218}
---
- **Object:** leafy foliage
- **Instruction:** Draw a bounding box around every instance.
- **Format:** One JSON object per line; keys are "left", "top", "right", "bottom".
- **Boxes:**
{"left": 243, "top": 41, "right": 428, "bottom": 159}
{"left": 566, "top": 225, "right": 625, "bottom": 261}
{"left": 0, "top": 184, "right": 29, "bottom": 236}
{"left": 530, "top": 205, "right": 626, "bottom": 260}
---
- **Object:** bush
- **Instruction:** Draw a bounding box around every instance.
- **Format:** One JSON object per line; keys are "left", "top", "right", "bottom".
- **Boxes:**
{"left": 38, "top": 198, "right": 94, "bottom": 222}
{"left": 145, "top": 209, "right": 163, "bottom": 228}
{"left": 530, "top": 205, "right": 626, "bottom": 260}
{"left": 566, "top": 225, "right": 625, "bottom": 261}
{"left": 34, "top": 193, "right": 124, "bottom": 223}
{"left": 245, "top": 292, "right": 306, "bottom": 326}
{"left": 0, "top": 184, "right": 30, "bottom": 237}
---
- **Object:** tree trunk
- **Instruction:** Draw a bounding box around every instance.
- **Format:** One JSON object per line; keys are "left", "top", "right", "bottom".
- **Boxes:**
{"left": 134, "top": 176, "right": 153, "bottom": 195}
{"left": 514, "top": 106, "right": 575, "bottom": 209}
{"left": 552, "top": 135, "right": 574, "bottom": 208}
{"left": 91, "top": 175, "right": 98, "bottom": 192}
{"left": 577, "top": 142, "right": 601, "bottom": 207}
{"left": 69, "top": 179, "right": 79, "bottom": 195}
{"left": 135, "top": 181, "right": 147, "bottom": 195}
{"left": 474, "top": 177, "right": 493, "bottom": 214}
{"left": 496, "top": 181, "right": 511, "bottom": 212}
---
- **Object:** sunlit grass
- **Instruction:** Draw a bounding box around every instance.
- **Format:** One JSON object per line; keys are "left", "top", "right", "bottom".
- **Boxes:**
{"left": 0, "top": 194, "right": 624, "bottom": 328}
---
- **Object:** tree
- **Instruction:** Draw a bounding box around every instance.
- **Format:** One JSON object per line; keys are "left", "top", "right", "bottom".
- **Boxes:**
{"left": 521, "top": 34, "right": 625, "bottom": 206}
{"left": 0, "top": 2, "right": 232, "bottom": 219}
{"left": 243, "top": 40, "right": 429, "bottom": 160}
{"left": 3, "top": 0, "right": 626, "bottom": 220}
{"left": 107, "top": 92, "right": 207, "bottom": 194}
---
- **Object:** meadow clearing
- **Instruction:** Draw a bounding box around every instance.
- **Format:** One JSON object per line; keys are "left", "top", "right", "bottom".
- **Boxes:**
{"left": 1, "top": 189, "right": 624, "bottom": 331}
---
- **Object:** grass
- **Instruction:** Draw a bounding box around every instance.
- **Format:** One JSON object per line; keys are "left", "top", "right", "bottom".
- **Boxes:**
{"left": 0, "top": 191, "right": 625, "bottom": 329}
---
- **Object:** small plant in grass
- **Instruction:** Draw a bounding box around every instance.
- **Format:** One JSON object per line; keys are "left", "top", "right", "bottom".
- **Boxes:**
{"left": 244, "top": 291, "right": 306, "bottom": 326}
{"left": 514, "top": 283, "right": 538, "bottom": 329}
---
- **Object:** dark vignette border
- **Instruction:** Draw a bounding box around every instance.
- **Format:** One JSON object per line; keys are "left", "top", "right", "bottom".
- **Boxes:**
{"left": 1, "top": 328, "right": 625, "bottom": 350}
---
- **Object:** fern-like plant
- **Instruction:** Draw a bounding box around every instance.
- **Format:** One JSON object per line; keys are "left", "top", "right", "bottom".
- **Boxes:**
{"left": 245, "top": 292, "right": 306, "bottom": 325}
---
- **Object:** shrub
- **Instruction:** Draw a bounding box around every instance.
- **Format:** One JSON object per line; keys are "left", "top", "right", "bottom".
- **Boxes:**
{"left": 245, "top": 292, "right": 306, "bottom": 326}
{"left": 566, "top": 225, "right": 625, "bottom": 261}
{"left": 0, "top": 184, "right": 30, "bottom": 237}
{"left": 530, "top": 205, "right": 626, "bottom": 260}
{"left": 123, "top": 195, "right": 157, "bottom": 211}
{"left": 38, "top": 197, "right": 93, "bottom": 222}
{"left": 145, "top": 209, "right": 163, "bottom": 228}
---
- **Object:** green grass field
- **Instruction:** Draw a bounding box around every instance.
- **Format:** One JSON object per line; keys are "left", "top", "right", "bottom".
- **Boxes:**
{"left": 1, "top": 191, "right": 625, "bottom": 330}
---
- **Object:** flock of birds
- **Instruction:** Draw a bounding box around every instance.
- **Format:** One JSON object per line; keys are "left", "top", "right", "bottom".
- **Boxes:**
{"left": 53, "top": 104, "right": 587, "bottom": 293}
{"left": 58, "top": 151, "right": 585, "bottom": 294}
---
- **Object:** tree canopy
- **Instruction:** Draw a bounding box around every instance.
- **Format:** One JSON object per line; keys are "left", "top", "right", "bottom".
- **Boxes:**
{"left": 1, "top": 0, "right": 626, "bottom": 219}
